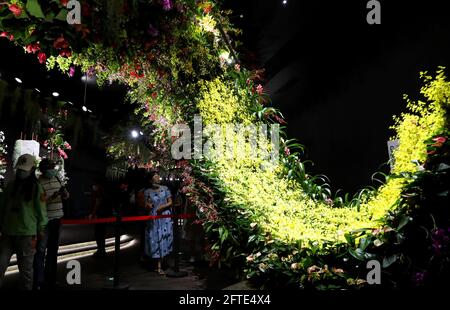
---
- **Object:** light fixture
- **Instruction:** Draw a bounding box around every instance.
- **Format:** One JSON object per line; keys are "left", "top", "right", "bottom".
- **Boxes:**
{"left": 139, "top": 131, "right": 144, "bottom": 136}
{"left": 52, "top": 92, "right": 60, "bottom": 97}
{"left": 131, "top": 130, "right": 139, "bottom": 139}
{"left": 82, "top": 106, "right": 88, "bottom": 112}
{"left": 81, "top": 75, "right": 96, "bottom": 84}
{"left": 34, "top": 88, "right": 41, "bottom": 93}
{"left": 15, "top": 77, "right": 22, "bottom": 84}
{"left": 87, "top": 109, "right": 92, "bottom": 113}
{"left": 68, "top": 101, "right": 73, "bottom": 105}
{"left": 282, "top": 0, "right": 287, "bottom": 5}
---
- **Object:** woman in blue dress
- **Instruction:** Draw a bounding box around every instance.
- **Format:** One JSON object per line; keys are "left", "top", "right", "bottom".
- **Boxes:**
{"left": 143, "top": 171, "right": 173, "bottom": 274}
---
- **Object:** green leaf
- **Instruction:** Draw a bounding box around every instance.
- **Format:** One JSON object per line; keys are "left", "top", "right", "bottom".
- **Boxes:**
{"left": 397, "top": 215, "right": 410, "bottom": 231}
{"left": 55, "top": 9, "right": 68, "bottom": 21}
{"left": 26, "top": 0, "right": 45, "bottom": 19}
{"left": 382, "top": 254, "right": 398, "bottom": 268}
{"left": 45, "top": 12, "right": 55, "bottom": 22}
{"left": 359, "top": 237, "right": 371, "bottom": 251}
{"left": 348, "top": 248, "right": 364, "bottom": 261}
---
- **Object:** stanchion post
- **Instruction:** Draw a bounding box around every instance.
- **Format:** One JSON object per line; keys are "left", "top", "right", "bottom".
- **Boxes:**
{"left": 166, "top": 206, "right": 188, "bottom": 278}
{"left": 113, "top": 209, "right": 121, "bottom": 287}
{"left": 104, "top": 202, "right": 129, "bottom": 290}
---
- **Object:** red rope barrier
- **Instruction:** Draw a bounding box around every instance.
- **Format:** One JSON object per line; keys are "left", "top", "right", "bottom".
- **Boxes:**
{"left": 61, "top": 213, "right": 196, "bottom": 225}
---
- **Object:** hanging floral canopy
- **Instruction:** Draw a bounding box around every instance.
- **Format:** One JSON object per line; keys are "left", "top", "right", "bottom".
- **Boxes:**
{"left": 1, "top": 0, "right": 449, "bottom": 289}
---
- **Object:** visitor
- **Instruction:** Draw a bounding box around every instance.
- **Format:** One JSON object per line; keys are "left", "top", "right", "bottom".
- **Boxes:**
{"left": 0, "top": 154, "right": 48, "bottom": 290}
{"left": 143, "top": 171, "right": 173, "bottom": 274}
{"left": 88, "top": 179, "right": 109, "bottom": 258}
{"left": 34, "top": 158, "right": 69, "bottom": 289}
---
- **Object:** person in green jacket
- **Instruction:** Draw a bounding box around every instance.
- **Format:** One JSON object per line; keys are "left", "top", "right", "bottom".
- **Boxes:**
{"left": 0, "top": 154, "right": 48, "bottom": 290}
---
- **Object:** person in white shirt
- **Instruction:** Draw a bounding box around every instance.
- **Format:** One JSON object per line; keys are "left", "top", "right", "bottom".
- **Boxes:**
{"left": 33, "top": 158, "right": 69, "bottom": 289}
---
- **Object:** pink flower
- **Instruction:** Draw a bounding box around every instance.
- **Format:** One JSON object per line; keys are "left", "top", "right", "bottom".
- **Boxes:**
{"left": 25, "top": 43, "right": 41, "bottom": 54}
{"left": 234, "top": 64, "right": 241, "bottom": 72}
{"left": 284, "top": 147, "right": 290, "bottom": 156}
{"left": 8, "top": 4, "right": 22, "bottom": 17}
{"left": 48, "top": 128, "right": 56, "bottom": 134}
{"left": 69, "top": 66, "right": 76, "bottom": 77}
{"left": 256, "top": 84, "right": 264, "bottom": 95}
{"left": 162, "top": 0, "right": 172, "bottom": 11}
{"left": 0, "top": 32, "right": 14, "bottom": 41}
{"left": 58, "top": 148, "right": 68, "bottom": 159}
{"left": 64, "top": 142, "right": 72, "bottom": 150}
{"left": 37, "top": 52, "right": 47, "bottom": 64}
{"left": 42, "top": 140, "right": 49, "bottom": 147}
{"left": 432, "top": 136, "right": 447, "bottom": 144}
{"left": 60, "top": 0, "right": 69, "bottom": 6}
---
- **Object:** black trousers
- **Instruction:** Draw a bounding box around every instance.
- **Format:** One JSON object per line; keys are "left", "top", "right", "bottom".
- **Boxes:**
{"left": 45, "top": 218, "right": 61, "bottom": 287}
{"left": 95, "top": 223, "right": 106, "bottom": 253}
{"left": 34, "top": 218, "right": 61, "bottom": 288}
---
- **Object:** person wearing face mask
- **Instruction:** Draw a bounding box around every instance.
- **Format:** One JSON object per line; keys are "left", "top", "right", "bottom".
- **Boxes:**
{"left": 0, "top": 154, "right": 48, "bottom": 290}
{"left": 33, "top": 158, "right": 69, "bottom": 289}
{"left": 143, "top": 171, "right": 173, "bottom": 275}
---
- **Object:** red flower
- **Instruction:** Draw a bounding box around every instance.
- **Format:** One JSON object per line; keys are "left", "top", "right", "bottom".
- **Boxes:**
{"left": 151, "top": 92, "right": 158, "bottom": 99}
{"left": 60, "top": 0, "right": 69, "bottom": 6}
{"left": 59, "top": 49, "right": 72, "bottom": 58}
{"left": 53, "top": 36, "right": 69, "bottom": 50}
{"left": 42, "top": 140, "right": 49, "bottom": 147}
{"left": 8, "top": 4, "right": 22, "bottom": 17}
{"left": 273, "top": 114, "right": 287, "bottom": 125}
{"left": 130, "top": 71, "right": 144, "bottom": 78}
{"left": 25, "top": 43, "right": 40, "bottom": 54}
{"left": 204, "top": 4, "right": 213, "bottom": 14}
{"left": 37, "top": 52, "right": 47, "bottom": 64}
{"left": 48, "top": 128, "right": 56, "bottom": 134}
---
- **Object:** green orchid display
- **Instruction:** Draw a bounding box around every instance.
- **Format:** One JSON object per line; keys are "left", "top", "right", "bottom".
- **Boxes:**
{"left": 1, "top": 0, "right": 449, "bottom": 289}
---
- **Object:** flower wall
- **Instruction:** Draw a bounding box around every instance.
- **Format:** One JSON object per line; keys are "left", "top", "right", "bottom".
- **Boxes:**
{"left": 1, "top": 0, "right": 449, "bottom": 288}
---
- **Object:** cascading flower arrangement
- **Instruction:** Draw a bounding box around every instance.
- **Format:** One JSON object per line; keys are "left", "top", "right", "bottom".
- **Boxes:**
{"left": 1, "top": 0, "right": 449, "bottom": 289}
{"left": 0, "top": 131, "right": 7, "bottom": 186}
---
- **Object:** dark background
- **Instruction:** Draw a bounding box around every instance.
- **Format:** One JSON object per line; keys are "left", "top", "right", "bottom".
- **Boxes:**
{"left": 225, "top": 0, "right": 450, "bottom": 193}
{"left": 2, "top": 0, "right": 450, "bottom": 197}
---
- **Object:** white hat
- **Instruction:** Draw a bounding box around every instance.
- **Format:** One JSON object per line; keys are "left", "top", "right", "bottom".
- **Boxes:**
{"left": 15, "top": 154, "right": 36, "bottom": 171}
